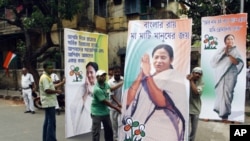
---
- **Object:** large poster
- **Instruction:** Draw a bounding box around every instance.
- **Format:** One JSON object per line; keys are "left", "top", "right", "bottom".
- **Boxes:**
{"left": 64, "top": 28, "right": 108, "bottom": 137}
{"left": 119, "top": 19, "right": 192, "bottom": 141}
{"left": 200, "top": 13, "right": 247, "bottom": 122}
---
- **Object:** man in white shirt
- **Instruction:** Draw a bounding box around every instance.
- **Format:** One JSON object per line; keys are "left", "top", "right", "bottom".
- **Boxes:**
{"left": 108, "top": 66, "right": 123, "bottom": 141}
{"left": 51, "top": 72, "right": 61, "bottom": 115}
{"left": 21, "top": 67, "right": 36, "bottom": 114}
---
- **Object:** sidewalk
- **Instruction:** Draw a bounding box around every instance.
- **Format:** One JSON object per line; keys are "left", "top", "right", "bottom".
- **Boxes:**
{"left": 0, "top": 89, "right": 22, "bottom": 101}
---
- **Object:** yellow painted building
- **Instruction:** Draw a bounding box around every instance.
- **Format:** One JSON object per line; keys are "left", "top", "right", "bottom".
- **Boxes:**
{"left": 0, "top": 0, "right": 190, "bottom": 89}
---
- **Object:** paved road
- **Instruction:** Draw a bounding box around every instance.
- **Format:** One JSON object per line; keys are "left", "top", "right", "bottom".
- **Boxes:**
{"left": 1, "top": 89, "right": 250, "bottom": 141}
{"left": 0, "top": 99, "right": 105, "bottom": 141}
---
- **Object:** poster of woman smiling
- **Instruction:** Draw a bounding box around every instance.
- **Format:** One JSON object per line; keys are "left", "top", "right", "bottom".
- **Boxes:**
{"left": 64, "top": 28, "right": 108, "bottom": 137}
{"left": 200, "top": 13, "right": 247, "bottom": 122}
{"left": 119, "top": 19, "right": 192, "bottom": 141}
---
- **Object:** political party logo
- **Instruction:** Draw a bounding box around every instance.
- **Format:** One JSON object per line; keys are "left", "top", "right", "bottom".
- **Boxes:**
{"left": 203, "top": 34, "right": 218, "bottom": 49}
{"left": 123, "top": 117, "right": 146, "bottom": 141}
{"left": 68, "top": 65, "right": 83, "bottom": 82}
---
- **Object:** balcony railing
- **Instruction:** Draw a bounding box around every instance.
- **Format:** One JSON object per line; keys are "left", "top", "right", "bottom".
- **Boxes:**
{"left": 0, "top": 21, "right": 22, "bottom": 35}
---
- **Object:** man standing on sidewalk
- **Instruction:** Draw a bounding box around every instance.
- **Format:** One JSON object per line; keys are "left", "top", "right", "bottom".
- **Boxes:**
{"left": 21, "top": 67, "right": 36, "bottom": 114}
{"left": 39, "top": 62, "right": 63, "bottom": 141}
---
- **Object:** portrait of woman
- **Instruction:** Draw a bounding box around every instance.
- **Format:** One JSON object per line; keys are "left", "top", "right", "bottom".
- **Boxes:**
{"left": 210, "top": 34, "right": 244, "bottom": 121}
{"left": 122, "top": 44, "right": 188, "bottom": 141}
{"left": 70, "top": 62, "right": 99, "bottom": 134}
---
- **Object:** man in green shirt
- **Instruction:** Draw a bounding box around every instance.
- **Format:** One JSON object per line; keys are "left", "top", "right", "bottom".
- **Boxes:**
{"left": 39, "top": 62, "right": 63, "bottom": 141}
{"left": 91, "top": 70, "right": 123, "bottom": 141}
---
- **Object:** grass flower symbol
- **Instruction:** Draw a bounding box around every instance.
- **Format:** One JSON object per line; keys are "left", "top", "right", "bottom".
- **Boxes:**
{"left": 123, "top": 117, "right": 146, "bottom": 141}
{"left": 69, "top": 65, "right": 83, "bottom": 82}
{"left": 203, "top": 34, "right": 218, "bottom": 49}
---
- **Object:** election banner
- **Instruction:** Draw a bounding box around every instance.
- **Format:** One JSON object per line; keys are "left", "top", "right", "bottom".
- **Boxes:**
{"left": 119, "top": 19, "right": 192, "bottom": 141}
{"left": 64, "top": 28, "right": 108, "bottom": 137}
{"left": 200, "top": 13, "right": 247, "bottom": 122}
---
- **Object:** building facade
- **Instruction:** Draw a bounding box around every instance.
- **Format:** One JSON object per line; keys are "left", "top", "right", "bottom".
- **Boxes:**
{"left": 0, "top": 0, "right": 193, "bottom": 89}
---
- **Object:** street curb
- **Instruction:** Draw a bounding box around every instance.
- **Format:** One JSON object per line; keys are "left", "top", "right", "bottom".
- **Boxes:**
{"left": 2, "top": 95, "right": 23, "bottom": 100}
{"left": 0, "top": 89, "right": 23, "bottom": 101}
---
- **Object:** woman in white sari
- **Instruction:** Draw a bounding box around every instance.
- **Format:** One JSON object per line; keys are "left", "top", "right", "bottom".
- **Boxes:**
{"left": 70, "top": 62, "right": 98, "bottom": 134}
{"left": 210, "top": 34, "right": 244, "bottom": 121}
{"left": 122, "top": 44, "right": 188, "bottom": 141}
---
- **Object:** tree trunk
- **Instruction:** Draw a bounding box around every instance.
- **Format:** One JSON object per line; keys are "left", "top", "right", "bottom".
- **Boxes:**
{"left": 23, "top": 30, "right": 40, "bottom": 89}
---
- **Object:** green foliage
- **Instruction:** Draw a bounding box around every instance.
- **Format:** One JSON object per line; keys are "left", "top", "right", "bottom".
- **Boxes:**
{"left": 179, "top": 0, "right": 243, "bottom": 37}
{"left": 179, "top": 0, "right": 221, "bottom": 36}
{"left": 179, "top": 0, "right": 250, "bottom": 49}
{"left": 58, "top": 0, "right": 83, "bottom": 20}
{"left": 16, "top": 39, "right": 25, "bottom": 53}
{"left": 16, "top": 39, "right": 26, "bottom": 61}
{"left": 0, "top": 0, "right": 10, "bottom": 7}
{"left": 0, "top": 0, "right": 84, "bottom": 78}
{"left": 23, "top": 6, "right": 54, "bottom": 31}
{"left": 1, "top": 0, "right": 83, "bottom": 31}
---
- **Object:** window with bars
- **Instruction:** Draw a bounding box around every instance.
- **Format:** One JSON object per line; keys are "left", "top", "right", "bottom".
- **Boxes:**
{"left": 94, "top": 0, "right": 107, "bottom": 17}
{"left": 125, "top": 0, "right": 165, "bottom": 15}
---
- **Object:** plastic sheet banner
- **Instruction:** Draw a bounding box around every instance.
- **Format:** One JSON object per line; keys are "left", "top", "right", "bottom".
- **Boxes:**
{"left": 200, "top": 13, "right": 247, "bottom": 122}
{"left": 64, "top": 28, "right": 108, "bottom": 137}
{"left": 119, "top": 19, "right": 192, "bottom": 141}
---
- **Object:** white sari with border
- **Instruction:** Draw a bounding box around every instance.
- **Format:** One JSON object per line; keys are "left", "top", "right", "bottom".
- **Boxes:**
{"left": 120, "top": 69, "right": 188, "bottom": 141}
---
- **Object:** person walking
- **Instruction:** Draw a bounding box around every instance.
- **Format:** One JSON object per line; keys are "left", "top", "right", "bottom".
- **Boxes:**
{"left": 108, "top": 66, "right": 123, "bottom": 141}
{"left": 39, "top": 62, "right": 63, "bottom": 141}
{"left": 91, "top": 70, "right": 123, "bottom": 141}
{"left": 21, "top": 67, "right": 36, "bottom": 114}
{"left": 186, "top": 67, "right": 204, "bottom": 141}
